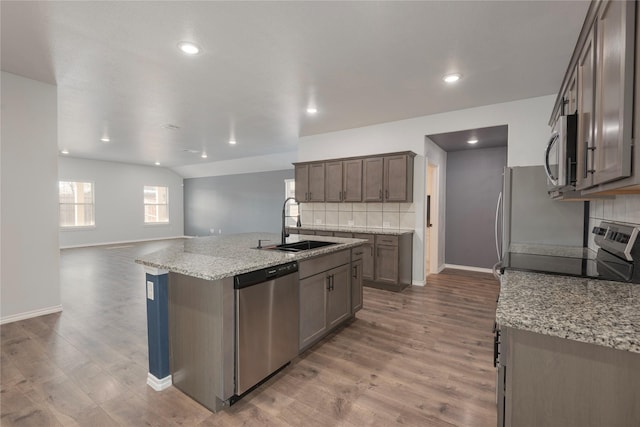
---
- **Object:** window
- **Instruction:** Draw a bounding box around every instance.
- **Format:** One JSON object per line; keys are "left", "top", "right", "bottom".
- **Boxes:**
{"left": 284, "top": 179, "right": 299, "bottom": 226}
{"left": 144, "top": 186, "right": 169, "bottom": 223}
{"left": 59, "top": 181, "right": 95, "bottom": 228}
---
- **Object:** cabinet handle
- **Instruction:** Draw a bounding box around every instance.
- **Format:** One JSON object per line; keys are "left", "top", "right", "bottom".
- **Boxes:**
{"left": 309, "top": 192, "right": 312, "bottom": 200}
{"left": 343, "top": 190, "right": 346, "bottom": 200}
{"left": 353, "top": 265, "right": 358, "bottom": 278}
{"left": 339, "top": 191, "right": 342, "bottom": 201}
{"left": 354, "top": 251, "right": 363, "bottom": 256}
{"left": 330, "top": 275, "right": 334, "bottom": 291}
{"left": 326, "top": 275, "right": 331, "bottom": 291}
{"left": 379, "top": 189, "right": 383, "bottom": 200}
{"left": 385, "top": 189, "right": 389, "bottom": 200}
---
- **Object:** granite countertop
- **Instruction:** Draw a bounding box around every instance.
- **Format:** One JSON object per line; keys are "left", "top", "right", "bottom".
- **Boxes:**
{"left": 497, "top": 270, "right": 640, "bottom": 353}
{"left": 509, "top": 243, "right": 594, "bottom": 259}
{"left": 290, "top": 225, "right": 414, "bottom": 236}
{"left": 135, "top": 232, "right": 365, "bottom": 281}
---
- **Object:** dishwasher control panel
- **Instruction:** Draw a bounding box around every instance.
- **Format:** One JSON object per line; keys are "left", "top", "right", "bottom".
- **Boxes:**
{"left": 234, "top": 261, "right": 299, "bottom": 289}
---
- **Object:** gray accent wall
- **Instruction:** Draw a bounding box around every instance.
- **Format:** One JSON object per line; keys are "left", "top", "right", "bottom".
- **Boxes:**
{"left": 184, "top": 169, "right": 294, "bottom": 236}
{"left": 445, "top": 147, "right": 507, "bottom": 269}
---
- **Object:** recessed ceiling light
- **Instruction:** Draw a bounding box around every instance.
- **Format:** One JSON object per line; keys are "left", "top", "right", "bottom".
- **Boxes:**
{"left": 154, "top": 161, "right": 161, "bottom": 166}
{"left": 61, "top": 149, "right": 69, "bottom": 154}
{"left": 467, "top": 139, "right": 478, "bottom": 144}
{"left": 100, "top": 137, "right": 110, "bottom": 142}
{"left": 443, "top": 73, "right": 462, "bottom": 83}
{"left": 306, "top": 107, "right": 318, "bottom": 114}
{"left": 201, "top": 153, "right": 208, "bottom": 159}
{"left": 229, "top": 139, "right": 236, "bottom": 145}
{"left": 177, "top": 41, "right": 200, "bottom": 55}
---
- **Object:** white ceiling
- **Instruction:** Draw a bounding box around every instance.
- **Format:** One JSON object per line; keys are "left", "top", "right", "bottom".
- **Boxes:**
{"left": 1, "top": 1, "right": 590, "bottom": 168}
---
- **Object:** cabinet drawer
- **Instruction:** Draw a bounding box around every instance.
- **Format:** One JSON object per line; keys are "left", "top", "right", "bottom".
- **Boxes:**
{"left": 298, "top": 250, "right": 350, "bottom": 279}
{"left": 375, "top": 235, "right": 398, "bottom": 246}
{"left": 315, "top": 231, "right": 334, "bottom": 237}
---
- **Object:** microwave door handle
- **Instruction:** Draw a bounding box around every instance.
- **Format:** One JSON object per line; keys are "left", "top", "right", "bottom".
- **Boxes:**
{"left": 544, "top": 132, "right": 559, "bottom": 185}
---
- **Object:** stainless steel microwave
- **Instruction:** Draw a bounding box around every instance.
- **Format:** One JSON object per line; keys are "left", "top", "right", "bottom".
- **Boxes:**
{"left": 544, "top": 113, "right": 577, "bottom": 192}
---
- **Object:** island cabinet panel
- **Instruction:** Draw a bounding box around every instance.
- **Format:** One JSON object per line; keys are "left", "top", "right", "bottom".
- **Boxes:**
{"left": 350, "top": 248, "right": 364, "bottom": 313}
{"left": 299, "top": 273, "right": 328, "bottom": 349}
{"left": 343, "top": 159, "right": 363, "bottom": 202}
{"left": 363, "top": 157, "right": 384, "bottom": 202}
{"left": 168, "top": 273, "right": 234, "bottom": 412}
{"left": 500, "top": 327, "right": 640, "bottom": 427}
{"left": 298, "top": 249, "right": 353, "bottom": 351}
{"left": 325, "top": 161, "right": 343, "bottom": 202}
{"left": 326, "top": 264, "right": 350, "bottom": 328}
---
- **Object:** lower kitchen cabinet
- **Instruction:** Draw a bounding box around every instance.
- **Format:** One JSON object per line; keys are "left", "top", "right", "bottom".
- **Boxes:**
{"left": 372, "top": 233, "right": 413, "bottom": 291}
{"left": 354, "top": 233, "right": 375, "bottom": 281}
{"left": 351, "top": 249, "right": 364, "bottom": 313}
{"left": 498, "top": 326, "right": 640, "bottom": 427}
{"left": 298, "top": 250, "right": 352, "bottom": 351}
{"left": 375, "top": 240, "right": 399, "bottom": 284}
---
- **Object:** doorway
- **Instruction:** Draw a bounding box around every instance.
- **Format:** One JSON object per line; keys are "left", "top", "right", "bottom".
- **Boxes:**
{"left": 425, "top": 162, "right": 438, "bottom": 278}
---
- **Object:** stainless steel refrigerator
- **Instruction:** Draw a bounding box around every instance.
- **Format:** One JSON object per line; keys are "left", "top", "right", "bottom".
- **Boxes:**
{"left": 497, "top": 166, "right": 586, "bottom": 265}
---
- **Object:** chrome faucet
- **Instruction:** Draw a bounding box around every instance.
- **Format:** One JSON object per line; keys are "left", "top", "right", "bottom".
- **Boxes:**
{"left": 281, "top": 197, "right": 301, "bottom": 244}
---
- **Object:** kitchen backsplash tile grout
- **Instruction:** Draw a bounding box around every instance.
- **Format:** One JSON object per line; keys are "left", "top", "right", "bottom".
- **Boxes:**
{"left": 300, "top": 202, "right": 415, "bottom": 230}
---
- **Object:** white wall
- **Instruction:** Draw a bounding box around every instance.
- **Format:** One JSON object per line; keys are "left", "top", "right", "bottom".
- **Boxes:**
{"left": 172, "top": 151, "right": 296, "bottom": 178}
{"left": 298, "top": 94, "right": 556, "bottom": 284}
{"left": 1, "top": 72, "right": 61, "bottom": 323}
{"left": 58, "top": 157, "right": 184, "bottom": 248}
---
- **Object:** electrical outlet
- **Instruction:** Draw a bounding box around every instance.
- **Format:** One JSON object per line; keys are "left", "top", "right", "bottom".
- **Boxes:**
{"left": 146, "top": 281, "right": 154, "bottom": 300}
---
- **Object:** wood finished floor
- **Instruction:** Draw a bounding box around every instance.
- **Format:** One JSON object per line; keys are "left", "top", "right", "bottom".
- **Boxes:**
{"left": 1, "top": 240, "right": 500, "bottom": 426}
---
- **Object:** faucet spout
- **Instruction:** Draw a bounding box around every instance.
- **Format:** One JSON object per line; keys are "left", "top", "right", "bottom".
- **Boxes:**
{"left": 282, "top": 197, "right": 300, "bottom": 245}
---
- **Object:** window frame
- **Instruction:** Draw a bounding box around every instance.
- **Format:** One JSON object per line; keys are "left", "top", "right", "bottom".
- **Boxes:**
{"left": 58, "top": 180, "right": 96, "bottom": 230}
{"left": 143, "top": 185, "right": 170, "bottom": 225}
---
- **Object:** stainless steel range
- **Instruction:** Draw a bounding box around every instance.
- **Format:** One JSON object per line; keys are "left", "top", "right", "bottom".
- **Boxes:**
{"left": 502, "top": 221, "right": 640, "bottom": 284}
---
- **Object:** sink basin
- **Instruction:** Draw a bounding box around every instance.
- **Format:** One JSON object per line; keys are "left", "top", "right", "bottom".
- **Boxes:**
{"left": 266, "top": 240, "right": 337, "bottom": 252}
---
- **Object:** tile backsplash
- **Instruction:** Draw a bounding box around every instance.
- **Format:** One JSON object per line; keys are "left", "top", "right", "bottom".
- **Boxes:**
{"left": 299, "top": 202, "right": 416, "bottom": 230}
{"left": 588, "top": 194, "right": 640, "bottom": 251}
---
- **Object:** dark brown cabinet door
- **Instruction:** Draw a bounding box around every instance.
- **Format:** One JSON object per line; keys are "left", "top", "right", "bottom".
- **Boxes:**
{"left": 384, "top": 155, "right": 409, "bottom": 202}
{"left": 363, "top": 157, "right": 383, "bottom": 202}
{"left": 308, "top": 163, "right": 326, "bottom": 202}
{"left": 375, "top": 244, "right": 399, "bottom": 284}
{"left": 326, "top": 264, "right": 350, "bottom": 329}
{"left": 576, "top": 24, "right": 596, "bottom": 191}
{"left": 295, "top": 164, "right": 309, "bottom": 202}
{"left": 351, "top": 259, "right": 363, "bottom": 313}
{"left": 593, "top": 0, "right": 634, "bottom": 185}
{"left": 325, "top": 161, "right": 343, "bottom": 202}
{"left": 299, "top": 273, "right": 327, "bottom": 349}
{"left": 343, "top": 159, "right": 363, "bottom": 202}
{"left": 354, "top": 233, "right": 374, "bottom": 281}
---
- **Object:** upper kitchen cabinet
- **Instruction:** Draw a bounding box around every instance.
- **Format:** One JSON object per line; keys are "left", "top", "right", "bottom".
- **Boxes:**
{"left": 553, "top": 0, "right": 639, "bottom": 195}
{"left": 325, "top": 159, "right": 363, "bottom": 202}
{"left": 363, "top": 152, "right": 415, "bottom": 203}
{"left": 295, "top": 151, "right": 414, "bottom": 203}
{"left": 295, "top": 163, "right": 325, "bottom": 202}
{"left": 591, "top": 0, "right": 635, "bottom": 187}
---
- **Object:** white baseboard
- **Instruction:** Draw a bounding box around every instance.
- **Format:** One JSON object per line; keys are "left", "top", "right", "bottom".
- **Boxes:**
{"left": 444, "top": 264, "right": 493, "bottom": 274}
{"left": 412, "top": 279, "right": 426, "bottom": 287}
{"left": 60, "top": 236, "right": 187, "bottom": 249}
{"left": 147, "top": 373, "right": 172, "bottom": 391}
{"left": 0, "top": 305, "right": 63, "bottom": 325}
{"left": 437, "top": 263, "right": 446, "bottom": 273}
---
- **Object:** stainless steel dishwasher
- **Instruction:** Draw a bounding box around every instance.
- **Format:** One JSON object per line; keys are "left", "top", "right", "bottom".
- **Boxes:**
{"left": 233, "top": 261, "right": 299, "bottom": 399}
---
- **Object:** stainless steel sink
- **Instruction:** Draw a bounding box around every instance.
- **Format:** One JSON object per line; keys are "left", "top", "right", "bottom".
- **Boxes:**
{"left": 265, "top": 240, "right": 337, "bottom": 252}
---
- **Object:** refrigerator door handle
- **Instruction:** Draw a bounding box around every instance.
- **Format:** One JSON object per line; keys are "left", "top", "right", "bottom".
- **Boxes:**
{"left": 495, "top": 191, "right": 502, "bottom": 261}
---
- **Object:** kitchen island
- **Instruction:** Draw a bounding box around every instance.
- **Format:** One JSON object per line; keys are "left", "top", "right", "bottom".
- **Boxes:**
{"left": 135, "top": 232, "right": 365, "bottom": 412}
{"left": 495, "top": 270, "right": 640, "bottom": 426}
